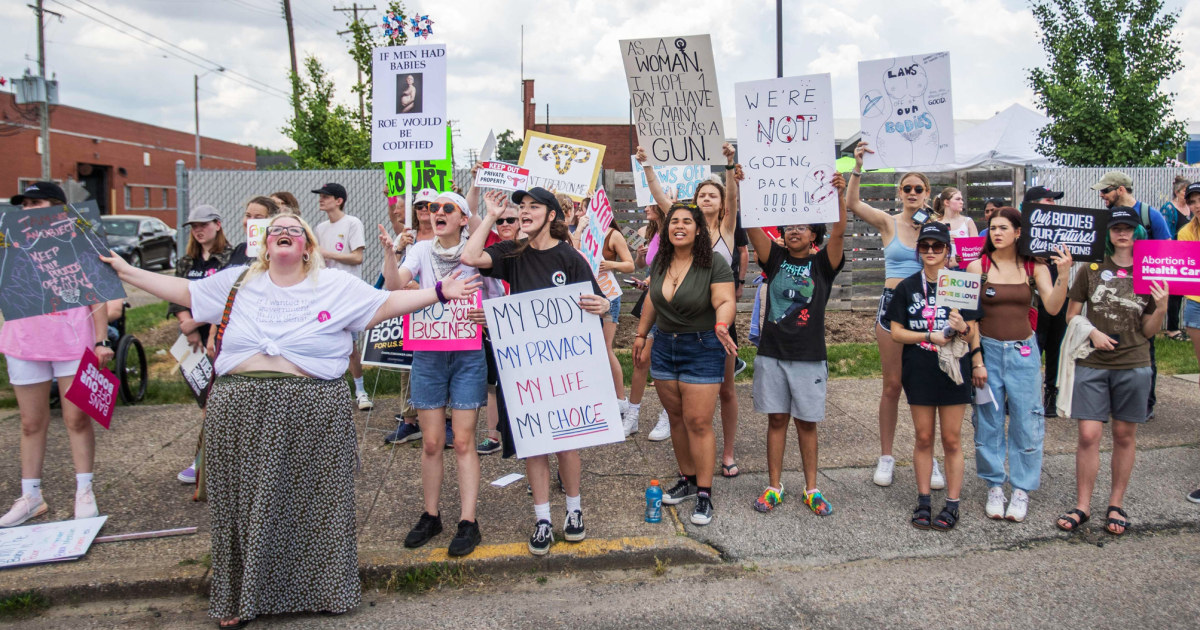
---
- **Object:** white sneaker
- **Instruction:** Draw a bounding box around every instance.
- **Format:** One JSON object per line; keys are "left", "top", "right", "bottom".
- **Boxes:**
{"left": 356, "top": 391, "right": 373, "bottom": 411}
{"left": 622, "top": 405, "right": 641, "bottom": 437}
{"left": 930, "top": 459, "right": 946, "bottom": 490}
{"left": 647, "top": 409, "right": 671, "bottom": 442}
{"left": 618, "top": 398, "right": 630, "bottom": 417}
{"left": 1005, "top": 489, "right": 1029, "bottom": 522}
{"left": 0, "top": 495, "right": 49, "bottom": 527}
{"left": 986, "top": 486, "right": 1006, "bottom": 520}
{"left": 873, "top": 455, "right": 895, "bottom": 487}
{"left": 75, "top": 485, "right": 99, "bottom": 519}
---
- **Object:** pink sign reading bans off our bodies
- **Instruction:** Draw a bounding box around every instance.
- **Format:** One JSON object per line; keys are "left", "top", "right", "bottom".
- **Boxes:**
{"left": 955, "top": 236, "right": 986, "bottom": 264}
{"left": 63, "top": 348, "right": 118, "bottom": 429}
{"left": 403, "top": 293, "right": 483, "bottom": 351}
{"left": 1133, "top": 240, "right": 1200, "bottom": 296}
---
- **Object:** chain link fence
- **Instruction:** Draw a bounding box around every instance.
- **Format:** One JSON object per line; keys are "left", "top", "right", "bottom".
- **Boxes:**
{"left": 1029, "top": 166, "right": 1200, "bottom": 210}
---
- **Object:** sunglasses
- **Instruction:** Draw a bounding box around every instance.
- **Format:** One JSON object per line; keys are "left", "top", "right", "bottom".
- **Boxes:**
{"left": 495, "top": 217, "right": 518, "bottom": 225}
{"left": 266, "top": 226, "right": 305, "bottom": 237}
{"left": 414, "top": 202, "right": 430, "bottom": 211}
{"left": 428, "top": 202, "right": 460, "bottom": 215}
{"left": 902, "top": 185, "right": 926, "bottom": 194}
{"left": 1099, "top": 186, "right": 1118, "bottom": 195}
{"left": 917, "top": 241, "right": 947, "bottom": 253}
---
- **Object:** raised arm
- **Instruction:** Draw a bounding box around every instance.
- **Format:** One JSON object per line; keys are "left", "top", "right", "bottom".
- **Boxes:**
{"left": 634, "top": 145, "right": 673, "bottom": 214}
{"left": 462, "top": 190, "right": 506, "bottom": 269}
{"left": 824, "top": 172, "right": 848, "bottom": 266}
{"left": 377, "top": 224, "right": 415, "bottom": 290}
{"left": 100, "top": 251, "right": 193, "bottom": 306}
{"left": 720, "top": 142, "right": 739, "bottom": 236}
{"left": 846, "top": 143, "right": 895, "bottom": 237}
{"left": 369, "top": 270, "right": 480, "bottom": 329}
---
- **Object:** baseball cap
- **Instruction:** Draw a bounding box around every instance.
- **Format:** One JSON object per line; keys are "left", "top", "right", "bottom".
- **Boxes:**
{"left": 1090, "top": 171, "right": 1132, "bottom": 191}
{"left": 917, "top": 221, "right": 952, "bottom": 244}
{"left": 1185, "top": 182, "right": 1200, "bottom": 200}
{"left": 311, "top": 183, "right": 348, "bottom": 201}
{"left": 185, "top": 205, "right": 222, "bottom": 225}
{"left": 414, "top": 188, "right": 439, "bottom": 205}
{"left": 1023, "top": 186, "right": 1064, "bottom": 204}
{"left": 11, "top": 181, "right": 67, "bottom": 205}
{"left": 511, "top": 187, "right": 565, "bottom": 222}
{"left": 1108, "top": 206, "right": 1140, "bottom": 228}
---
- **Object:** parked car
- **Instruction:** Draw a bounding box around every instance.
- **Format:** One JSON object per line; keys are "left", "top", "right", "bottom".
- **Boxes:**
{"left": 100, "top": 215, "right": 177, "bottom": 269}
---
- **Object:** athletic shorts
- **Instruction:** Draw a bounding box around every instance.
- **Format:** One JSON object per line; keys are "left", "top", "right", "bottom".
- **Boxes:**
{"left": 876, "top": 287, "right": 896, "bottom": 332}
{"left": 1071, "top": 365, "right": 1152, "bottom": 423}
{"left": 752, "top": 356, "right": 827, "bottom": 422}
{"left": 5, "top": 356, "right": 82, "bottom": 386}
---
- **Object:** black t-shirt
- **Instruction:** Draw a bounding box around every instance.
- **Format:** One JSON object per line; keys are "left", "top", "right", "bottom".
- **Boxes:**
{"left": 758, "top": 243, "right": 843, "bottom": 362}
{"left": 886, "top": 270, "right": 982, "bottom": 372}
{"left": 479, "top": 239, "right": 603, "bottom": 296}
{"left": 229, "top": 242, "right": 251, "bottom": 266}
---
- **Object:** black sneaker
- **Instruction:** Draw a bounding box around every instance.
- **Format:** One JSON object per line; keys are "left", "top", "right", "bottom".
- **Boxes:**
{"left": 528, "top": 519, "right": 554, "bottom": 555}
{"left": 563, "top": 510, "right": 585, "bottom": 542}
{"left": 1187, "top": 488, "right": 1200, "bottom": 504}
{"left": 691, "top": 492, "right": 713, "bottom": 525}
{"left": 733, "top": 357, "right": 748, "bottom": 377}
{"left": 447, "top": 519, "right": 481, "bottom": 557}
{"left": 384, "top": 421, "right": 421, "bottom": 444}
{"left": 403, "top": 512, "right": 442, "bottom": 548}
{"left": 1043, "top": 388, "right": 1058, "bottom": 419}
{"left": 661, "top": 477, "right": 697, "bottom": 505}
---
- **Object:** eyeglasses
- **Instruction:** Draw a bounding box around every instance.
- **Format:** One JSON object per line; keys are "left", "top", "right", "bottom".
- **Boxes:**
{"left": 266, "top": 226, "right": 305, "bottom": 237}
{"left": 902, "top": 185, "right": 926, "bottom": 194}
{"left": 917, "top": 242, "right": 947, "bottom": 253}
{"left": 782, "top": 225, "right": 812, "bottom": 234}
{"left": 428, "top": 202, "right": 460, "bottom": 215}
{"left": 495, "top": 217, "right": 518, "bottom": 225}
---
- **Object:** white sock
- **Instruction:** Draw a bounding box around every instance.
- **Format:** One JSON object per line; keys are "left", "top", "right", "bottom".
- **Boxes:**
{"left": 565, "top": 494, "right": 581, "bottom": 513}
{"left": 879, "top": 455, "right": 895, "bottom": 463}
{"left": 534, "top": 502, "right": 551, "bottom": 523}
{"left": 354, "top": 377, "right": 366, "bottom": 395}
{"left": 618, "top": 398, "right": 629, "bottom": 414}
{"left": 76, "top": 473, "right": 93, "bottom": 492}
{"left": 628, "top": 402, "right": 641, "bottom": 413}
{"left": 21, "top": 479, "right": 41, "bottom": 500}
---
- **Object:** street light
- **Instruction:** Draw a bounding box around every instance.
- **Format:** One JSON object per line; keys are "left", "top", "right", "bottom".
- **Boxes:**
{"left": 194, "top": 68, "right": 225, "bottom": 169}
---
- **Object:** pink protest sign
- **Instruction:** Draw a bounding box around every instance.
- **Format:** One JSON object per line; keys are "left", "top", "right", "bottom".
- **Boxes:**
{"left": 63, "top": 348, "right": 118, "bottom": 429}
{"left": 955, "top": 236, "right": 986, "bottom": 264}
{"left": 1133, "top": 240, "right": 1200, "bottom": 296}
{"left": 403, "top": 293, "right": 483, "bottom": 351}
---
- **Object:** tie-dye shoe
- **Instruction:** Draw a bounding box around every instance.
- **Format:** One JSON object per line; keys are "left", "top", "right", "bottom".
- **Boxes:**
{"left": 804, "top": 489, "right": 833, "bottom": 516}
{"left": 753, "top": 486, "right": 784, "bottom": 513}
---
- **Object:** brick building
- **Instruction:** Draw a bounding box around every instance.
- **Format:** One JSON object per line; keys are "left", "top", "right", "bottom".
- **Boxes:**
{"left": 0, "top": 92, "right": 255, "bottom": 227}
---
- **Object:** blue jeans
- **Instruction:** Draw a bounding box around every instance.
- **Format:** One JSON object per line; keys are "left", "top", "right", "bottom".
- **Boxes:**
{"left": 973, "top": 335, "right": 1045, "bottom": 492}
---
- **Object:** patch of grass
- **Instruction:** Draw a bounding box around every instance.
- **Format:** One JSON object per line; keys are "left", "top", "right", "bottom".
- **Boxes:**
{"left": 535, "top": 576, "right": 548, "bottom": 584}
{"left": 378, "top": 563, "right": 472, "bottom": 593}
{"left": 1154, "top": 336, "right": 1199, "bottom": 375}
{"left": 827, "top": 343, "right": 882, "bottom": 379}
{"left": 0, "top": 591, "right": 50, "bottom": 619}
{"left": 123, "top": 302, "right": 170, "bottom": 335}
{"left": 652, "top": 556, "right": 670, "bottom": 576}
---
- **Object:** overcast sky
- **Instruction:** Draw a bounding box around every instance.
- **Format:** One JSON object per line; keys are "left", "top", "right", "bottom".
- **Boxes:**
{"left": 4, "top": 0, "right": 1198, "bottom": 164}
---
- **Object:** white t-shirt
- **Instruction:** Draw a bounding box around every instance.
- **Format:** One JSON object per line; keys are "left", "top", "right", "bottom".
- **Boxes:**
{"left": 400, "top": 239, "right": 503, "bottom": 299}
{"left": 189, "top": 267, "right": 389, "bottom": 380}
{"left": 314, "top": 214, "right": 366, "bottom": 277}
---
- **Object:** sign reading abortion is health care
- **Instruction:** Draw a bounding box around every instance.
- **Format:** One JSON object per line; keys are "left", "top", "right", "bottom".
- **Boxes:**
{"left": 484, "top": 283, "right": 622, "bottom": 458}
{"left": 1018, "top": 202, "right": 1109, "bottom": 263}
{"left": 936, "top": 269, "right": 983, "bottom": 310}
{"left": 954, "top": 236, "right": 986, "bottom": 264}
{"left": 1133, "top": 240, "right": 1200, "bottom": 296}
{"left": 371, "top": 44, "right": 447, "bottom": 162}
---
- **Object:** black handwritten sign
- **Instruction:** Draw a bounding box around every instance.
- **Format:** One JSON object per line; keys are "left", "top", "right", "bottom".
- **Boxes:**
{"left": 361, "top": 316, "right": 413, "bottom": 369}
{"left": 0, "top": 204, "right": 126, "bottom": 321}
{"left": 1018, "top": 202, "right": 1109, "bottom": 263}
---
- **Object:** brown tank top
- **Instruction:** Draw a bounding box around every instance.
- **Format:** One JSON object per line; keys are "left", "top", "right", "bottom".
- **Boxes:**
{"left": 979, "top": 282, "right": 1034, "bottom": 341}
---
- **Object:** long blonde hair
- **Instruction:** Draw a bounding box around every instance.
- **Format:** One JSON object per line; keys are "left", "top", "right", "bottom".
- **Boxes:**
{"left": 246, "top": 214, "right": 324, "bottom": 283}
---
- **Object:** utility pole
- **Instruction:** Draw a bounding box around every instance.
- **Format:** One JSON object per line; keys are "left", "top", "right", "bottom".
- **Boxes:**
{"left": 776, "top": 0, "right": 783, "bottom": 78}
{"left": 335, "top": 3, "right": 377, "bottom": 126}
{"left": 31, "top": 0, "right": 63, "bottom": 179}
{"left": 194, "top": 75, "right": 200, "bottom": 169}
{"left": 282, "top": 0, "right": 299, "bottom": 113}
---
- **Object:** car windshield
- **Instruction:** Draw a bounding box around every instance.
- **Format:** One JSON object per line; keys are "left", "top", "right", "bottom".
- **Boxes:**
{"left": 103, "top": 219, "right": 139, "bottom": 236}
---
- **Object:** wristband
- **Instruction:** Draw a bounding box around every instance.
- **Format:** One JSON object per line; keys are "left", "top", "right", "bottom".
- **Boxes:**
{"left": 973, "top": 365, "right": 986, "bottom": 371}
{"left": 969, "top": 347, "right": 982, "bottom": 358}
{"left": 850, "top": 170, "right": 862, "bottom": 177}
{"left": 925, "top": 331, "right": 931, "bottom": 342}
{"left": 434, "top": 280, "right": 448, "bottom": 304}
{"left": 715, "top": 322, "right": 729, "bottom": 330}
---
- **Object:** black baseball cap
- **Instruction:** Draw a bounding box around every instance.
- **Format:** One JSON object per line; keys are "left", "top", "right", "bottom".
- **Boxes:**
{"left": 511, "top": 187, "right": 564, "bottom": 222}
{"left": 917, "top": 221, "right": 952, "bottom": 244}
{"left": 1023, "top": 186, "right": 1064, "bottom": 204}
{"left": 1108, "top": 206, "right": 1140, "bottom": 228}
{"left": 311, "top": 183, "right": 348, "bottom": 202}
{"left": 1185, "top": 182, "right": 1200, "bottom": 200}
{"left": 11, "top": 181, "right": 67, "bottom": 205}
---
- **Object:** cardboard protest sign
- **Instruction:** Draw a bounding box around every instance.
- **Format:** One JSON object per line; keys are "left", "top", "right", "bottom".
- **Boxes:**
{"left": 622, "top": 226, "right": 645, "bottom": 251}
{"left": 858, "top": 52, "right": 954, "bottom": 169}
{"left": 385, "top": 125, "right": 454, "bottom": 196}
{"left": 474, "top": 161, "right": 530, "bottom": 192}
{"left": 479, "top": 130, "right": 497, "bottom": 162}
{"left": 0, "top": 516, "right": 107, "bottom": 568}
{"left": 371, "top": 44, "right": 447, "bottom": 162}
{"left": 579, "top": 188, "right": 614, "bottom": 274}
{"left": 69, "top": 201, "right": 107, "bottom": 239}
{"left": 630, "top": 157, "right": 712, "bottom": 206}
{"left": 403, "top": 293, "right": 482, "bottom": 351}
{"left": 620, "top": 34, "right": 725, "bottom": 165}
{"left": 244, "top": 219, "right": 270, "bottom": 258}
{"left": 518, "top": 131, "right": 605, "bottom": 201}
{"left": 1133, "top": 240, "right": 1200, "bottom": 296}
{"left": 63, "top": 348, "right": 118, "bottom": 429}
{"left": 361, "top": 316, "right": 413, "bottom": 369}
{"left": 954, "top": 236, "right": 986, "bottom": 264}
{"left": 169, "top": 334, "right": 214, "bottom": 408}
{"left": 936, "top": 269, "right": 983, "bottom": 310}
{"left": 1018, "top": 202, "right": 1109, "bottom": 263}
{"left": 484, "top": 283, "right": 623, "bottom": 458}
{"left": 735, "top": 74, "right": 839, "bottom": 228}
{"left": 0, "top": 204, "right": 126, "bottom": 321}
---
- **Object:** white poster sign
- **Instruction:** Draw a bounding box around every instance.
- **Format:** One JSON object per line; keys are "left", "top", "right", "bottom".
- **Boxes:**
{"left": 479, "top": 130, "right": 497, "bottom": 162}
{"left": 244, "top": 218, "right": 270, "bottom": 258}
{"left": 518, "top": 131, "right": 606, "bottom": 201}
{"left": 735, "top": 73, "right": 839, "bottom": 227}
{"left": 630, "top": 157, "right": 712, "bottom": 206}
{"left": 484, "top": 283, "right": 623, "bottom": 458}
{"left": 857, "top": 51, "right": 954, "bottom": 169}
{"left": 474, "top": 161, "right": 530, "bottom": 191}
{"left": 620, "top": 34, "right": 725, "bottom": 165}
{"left": 371, "top": 44, "right": 448, "bottom": 162}
{"left": 0, "top": 516, "right": 107, "bottom": 568}
{"left": 936, "top": 269, "right": 982, "bottom": 310}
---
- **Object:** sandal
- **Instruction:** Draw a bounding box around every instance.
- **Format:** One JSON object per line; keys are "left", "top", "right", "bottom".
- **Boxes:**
{"left": 1105, "top": 505, "right": 1130, "bottom": 536}
{"left": 1166, "top": 330, "right": 1189, "bottom": 342}
{"left": 931, "top": 504, "right": 959, "bottom": 531}
{"left": 721, "top": 462, "right": 740, "bottom": 478}
{"left": 1056, "top": 509, "right": 1090, "bottom": 532}
{"left": 911, "top": 503, "right": 932, "bottom": 530}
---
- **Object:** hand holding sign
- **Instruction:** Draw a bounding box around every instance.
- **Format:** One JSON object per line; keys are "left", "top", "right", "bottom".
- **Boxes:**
{"left": 1050, "top": 244, "right": 1074, "bottom": 275}
{"left": 63, "top": 348, "right": 118, "bottom": 429}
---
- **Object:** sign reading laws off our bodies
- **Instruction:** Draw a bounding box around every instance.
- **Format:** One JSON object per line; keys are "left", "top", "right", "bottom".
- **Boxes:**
{"left": 1018, "top": 202, "right": 1109, "bottom": 263}
{"left": 857, "top": 52, "right": 954, "bottom": 170}
{"left": 620, "top": 34, "right": 725, "bottom": 165}
{"left": 371, "top": 44, "right": 447, "bottom": 162}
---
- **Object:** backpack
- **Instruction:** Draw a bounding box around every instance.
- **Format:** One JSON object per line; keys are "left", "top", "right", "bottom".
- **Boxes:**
{"left": 979, "top": 256, "right": 1039, "bottom": 331}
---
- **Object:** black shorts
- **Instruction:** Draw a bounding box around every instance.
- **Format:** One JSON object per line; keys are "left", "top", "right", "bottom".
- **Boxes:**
{"left": 876, "top": 288, "right": 895, "bottom": 332}
{"left": 900, "top": 347, "right": 973, "bottom": 406}
{"left": 483, "top": 329, "right": 499, "bottom": 387}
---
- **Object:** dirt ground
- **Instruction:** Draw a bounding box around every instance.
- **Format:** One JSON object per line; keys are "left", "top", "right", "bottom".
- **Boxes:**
{"left": 612, "top": 309, "right": 877, "bottom": 349}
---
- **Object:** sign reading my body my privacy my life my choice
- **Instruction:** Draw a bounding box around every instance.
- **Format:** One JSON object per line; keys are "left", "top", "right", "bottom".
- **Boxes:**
{"left": 1018, "top": 202, "right": 1109, "bottom": 263}
{"left": 484, "top": 283, "right": 623, "bottom": 459}
{"left": 371, "top": 43, "right": 447, "bottom": 162}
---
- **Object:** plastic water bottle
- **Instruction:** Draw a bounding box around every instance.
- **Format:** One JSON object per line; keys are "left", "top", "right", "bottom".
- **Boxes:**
{"left": 645, "top": 479, "right": 663, "bottom": 523}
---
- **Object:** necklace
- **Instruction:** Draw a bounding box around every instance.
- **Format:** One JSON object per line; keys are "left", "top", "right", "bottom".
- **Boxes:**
{"left": 666, "top": 258, "right": 690, "bottom": 290}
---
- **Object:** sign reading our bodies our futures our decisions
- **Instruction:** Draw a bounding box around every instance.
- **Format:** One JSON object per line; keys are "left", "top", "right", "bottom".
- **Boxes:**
{"left": 361, "top": 316, "right": 413, "bottom": 369}
{"left": 858, "top": 52, "right": 954, "bottom": 170}
{"left": 371, "top": 44, "right": 447, "bottom": 162}
{"left": 619, "top": 34, "right": 725, "bottom": 165}
{"left": 630, "top": 157, "right": 711, "bottom": 206}
{"left": 484, "top": 283, "right": 623, "bottom": 458}
{"left": 385, "top": 125, "right": 454, "bottom": 196}
{"left": 735, "top": 73, "right": 839, "bottom": 227}
{"left": 1133, "top": 240, "right": 1200, "bottom": 296}
{"left": 474, "top": 161, "right": 530, "bottom": 192}
{"left": 518, "top": 131, "right": 605, "bottom": 201}
{"left": 1018, "top": 202, "right": 1109, "bottom": 263}
{"left": 936, "top": 269, "right": 983, "bottom": 310}
{"left": 403, "top": 293, "right": 482, "bottom": 351}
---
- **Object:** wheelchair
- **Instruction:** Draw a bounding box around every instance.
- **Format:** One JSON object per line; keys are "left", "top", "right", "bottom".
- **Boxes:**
{"left": 108, "top": 301, "right": 147, "bottom": 404}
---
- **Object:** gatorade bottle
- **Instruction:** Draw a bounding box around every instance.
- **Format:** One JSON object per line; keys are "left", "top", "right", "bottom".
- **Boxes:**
{"left": 645, "top": 479, "right": 663, "bottom": 523}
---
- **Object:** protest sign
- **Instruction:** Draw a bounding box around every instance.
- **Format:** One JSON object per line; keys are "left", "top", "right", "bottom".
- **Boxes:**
{"left": 361, "top": 316, "right": 413, "bottom": 369}
{"left": 169, "top": 334, "right": 214, "bottom": 408}
{"left": 858, "top": 52, "right": 954, "bottom": 170}
{"left": 0, "top": 516, "right": 107, "bottom": 569}
{"left": 955, "top": 236, "right": 986, "bottom": 264}
{"left": 403, "top": 293, "right": 482, "bottom": 351}
{"left": 630, "top": 157, "right": 712, "bottom": 206}
{"left": 244, "top": 219, "right": 269, "bottom": 258}
{"left": 1018, "top": 202, "right": 1109, "bottom": 263}
{"left": 474, "top": 161, "right": 530, "bottom": 191}
{"left": 69, "top": 201, "right": 107, "bottom": 239}
{"left": 620, "top": 34, "right": 725, "bottom": 165}
{"left": 622, "top": 226, "right": 645, "bottom": 251}
{"left": 579, "top": 188, "right": 615, "bottom": 275}
{"left": 484, "top": 282, "right": 623, "bottom": 458}
{"left": 63, "top": 348, "right": 118, "bottom": 429}
{"left": 479, "top": 130, "right": 497, "bottom": 162}
{"left": 1133, "top": 240, "right": 1200, "bottom": 296}
{"left": 518, "top": 131, "right": 605, "bottom": 201}
{"left": 0, "top": 204, "right": 126, "bottom": 321}
{"left": 936, "top": 269, "right": 983, "bottom": 310}
{"left": 385, "top": 125, "right": 454, "bottom": 196}
{"left": 735, "top": 73, "right": 839, "bottom": 228}
{"left": 371, "top": 43, "right": 447, "bottom": 162}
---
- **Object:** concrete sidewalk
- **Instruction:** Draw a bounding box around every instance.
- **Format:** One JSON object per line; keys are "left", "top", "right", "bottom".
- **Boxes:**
{"left": 0, "top": 374, "right": 1196, "bottom": 601}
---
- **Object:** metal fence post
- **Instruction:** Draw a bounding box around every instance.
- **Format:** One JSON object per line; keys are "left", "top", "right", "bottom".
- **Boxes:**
{"left": 175, "top": 159, "right": 188, "bottom": 256}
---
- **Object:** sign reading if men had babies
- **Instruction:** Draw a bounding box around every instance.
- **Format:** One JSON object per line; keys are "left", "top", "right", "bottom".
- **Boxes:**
{"left": 620, "top": 34, "right": 725, "bottom": 165}
{"left": 371, "top": 44, "right": 447, "bottom": 162}
{"left": 484, "top": 283, "right": 622, "bottom": 458}
{"left": 735, "top": 74, "right": 839, "bottom": 227}
{"left": 1018, "top": 202, "right": 1109, "bottom": 263}
{"left": 858, "top": 52, "right": 954, "bottom": 170}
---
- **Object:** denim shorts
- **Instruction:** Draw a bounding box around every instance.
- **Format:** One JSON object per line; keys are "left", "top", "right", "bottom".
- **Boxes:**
{"left": 409, "top": 348, "right": 487, "bottom": 410}
{"left": 1183, "top": 299, "right": 1200, "bottom": 330}
{"left": 650, "top": 329, "right": 728, "bottom": 384}
{"left": 608, "top": 296, "right": 621, "bottom": 324}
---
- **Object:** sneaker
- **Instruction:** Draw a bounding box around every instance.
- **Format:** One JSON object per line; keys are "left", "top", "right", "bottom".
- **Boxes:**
{"left": 528, "top": 519, "right": 554, "bottom": 555}
{"left": 930, "top": 459, "right": 946, "bottom": 491}
{"left": 648, "top": 410, "right": 671, "bottom": 442}
{"left": 804, "top": 489, "right": 833, "bottom": 516}
{"left": 177, "top": 465, "right": 197, "bottom": 484}
{"left": 75, "top": 485, "right": 99, "bottom": 519}
{"left": 986, "top": 486, "right": 1006, "bottom": 520}
{"left": 444, "top": 422, "right": 454, "bottom": 450}
{"left": 0, "top": 495, "right": 49, "bottom": 528}
{"left": 1005, "top": 489, "right": 1029, "bottom": 522}
{"left": 1188, "top": 488, "right": 1200, "bottom": 504}
{"left": 661, "top": 477, "right": 697, "bottom": 505}
{"left": 1043, "top": 388, "right": 1059, "bottom": 419}
{"left": 403, "top": 512, "right": 443, "bottom": 548}
{"left": 384, "top": 421, "right": 422, "bottom": 444}
{"left": 733, "top": 356, "right": 748, "bottom": 377}
{"left": 563, "top": 509, "right": 586, "bottom": 542}
{"left": 873, "top": 455, "right": 895, "bottom": 487}
{"left": 476, "top": 438, "right": 501, "bottom": 454}
{"left": 691, "top": 492, "right": 714, "bottom": 525}
{"left": 356, "top": 391, "right": 373, "bottom": 411}
{"left": 753, "top": 486, "right": 783, "bottom": 513}
{"left": 622, "top": 405, "right": 641, "bottom": 437}
{"left": 447, "top": 519, "right": 481, "bottom": 557}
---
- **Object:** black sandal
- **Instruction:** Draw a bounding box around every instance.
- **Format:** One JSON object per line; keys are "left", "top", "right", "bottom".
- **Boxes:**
{"left": 931, "top": 504, "right": 959, "bottom": 531}
{"left": 1105, "top": 506, "right": 1130, "bottom": 536}
{"left": 911, "top": 504, "right": 932, "bottom": 530}
{"left": 1056, "top": 509, "right": 1089, "bottom": 532}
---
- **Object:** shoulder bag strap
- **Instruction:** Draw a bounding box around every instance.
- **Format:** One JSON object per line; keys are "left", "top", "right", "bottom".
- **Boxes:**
{"left": 211, "top": 269, "right": 251, "bottom": 363}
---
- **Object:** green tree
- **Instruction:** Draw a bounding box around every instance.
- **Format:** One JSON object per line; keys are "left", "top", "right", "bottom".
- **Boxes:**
{"left": 281, "top": 56, "right": 372, "bottom": 169}
{"left": 495, "top": 129, "right": 523, "bottom": 162}
{"left": 1027, "top": 0, "right": 1188, "bottom": 166}
{"left": 345, "top": 2, "right": 409, "bottom": 131}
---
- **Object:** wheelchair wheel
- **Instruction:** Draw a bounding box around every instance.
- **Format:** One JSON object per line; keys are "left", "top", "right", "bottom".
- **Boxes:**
{"left": 116, "top": 335, "right": 147, "bottom": 403}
